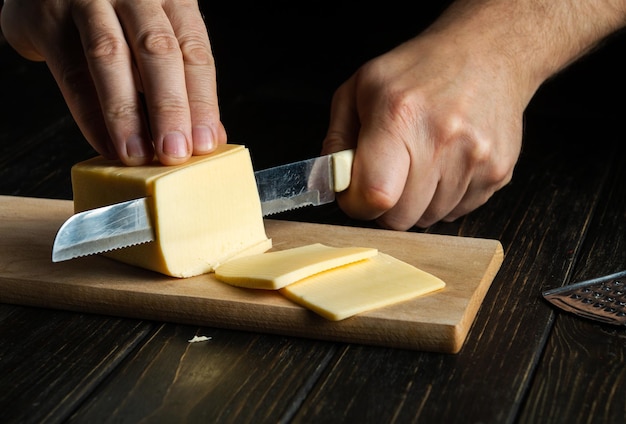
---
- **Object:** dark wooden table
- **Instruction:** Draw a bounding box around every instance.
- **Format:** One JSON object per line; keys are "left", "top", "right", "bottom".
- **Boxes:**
{"left": 2, "top": 12, "right": 626, "bottom": 423}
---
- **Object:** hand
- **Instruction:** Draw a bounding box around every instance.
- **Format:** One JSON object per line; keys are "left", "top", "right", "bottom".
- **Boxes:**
{"left": 1, "top": 0, "right": 227, "bottom": 165}
{"left": 322, "top": 0, "right": 626, "bottom": 230}
{"left": 322, "top": 30, "right": 529, "bottom": 230}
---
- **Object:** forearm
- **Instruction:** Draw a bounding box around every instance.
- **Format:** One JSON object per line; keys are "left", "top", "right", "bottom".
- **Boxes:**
{"left": 425, "top": 0, "right": 626, "bottom": 96}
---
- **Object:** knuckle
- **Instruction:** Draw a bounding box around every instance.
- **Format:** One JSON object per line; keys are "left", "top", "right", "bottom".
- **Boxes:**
{"left": 379, "top": 87, "right": 421, "bottom": 128}
{"left": 323, "top": 129, "right": 353, "bottom": 151}
{"left": 322, "top": 139, "right": 342, "bottom": 155}
{"left": 84, "top": 33, "right": 127, "bottom": 61}
{"left": 464, "top": 133, "right": 492, "bottom": 164}
{"left": 137, "top": 29, "right": 180, "bottom": 57}
{"left": 188, "top": 97, "right": 217, "bottom": 117}
{"left": 59, "top": 63, "right": 92, "bottom": 95}
{"left": 104, "top": 100, "right": 140, "bottom": 122}
{"left": 486, "top": 161, "right": 514, "bottom": 188}
{"left": 353, "top": 64, "right": 421, "bottom": 125}
{"left": 435, "top": 115, "right": 515, "bottom": 188}
{"left": 461, "top": 135, "right": 512, "bottom": 188}
{"left": 179, "top": 33, "right": 214, "bottom": 66}
{"left": 150, "top": 98, "right": 188, "bottom": 118}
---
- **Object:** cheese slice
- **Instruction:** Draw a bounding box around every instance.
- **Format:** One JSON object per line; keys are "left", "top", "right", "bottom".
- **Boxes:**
{"left": 280, "top": 253, "right": 445, "bottom": 321}
{"left": 71, "top": 144, "right": 271, "bottom": 277}
{"left": 214, "top": 243, "right": 378, "bottom": 289}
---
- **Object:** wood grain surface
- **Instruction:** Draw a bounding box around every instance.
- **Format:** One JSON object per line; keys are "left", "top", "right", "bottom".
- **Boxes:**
{"left": 0, "top": 195, "right": 503, "bottom": 353}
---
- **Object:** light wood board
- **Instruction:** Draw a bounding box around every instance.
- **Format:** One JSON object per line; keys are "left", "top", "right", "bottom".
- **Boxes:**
{"left": 0, "top": 195, "right": 504, "bottom": 353}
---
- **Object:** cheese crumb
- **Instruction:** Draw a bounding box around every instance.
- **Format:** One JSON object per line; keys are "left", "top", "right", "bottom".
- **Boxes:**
{"left": 188, "top": 335, "right": 212, "bottom": 343}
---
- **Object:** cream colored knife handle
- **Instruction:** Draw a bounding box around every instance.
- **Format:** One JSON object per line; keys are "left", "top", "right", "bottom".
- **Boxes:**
{"left": 331, "top": 149, "right": 355, "bottom": 192}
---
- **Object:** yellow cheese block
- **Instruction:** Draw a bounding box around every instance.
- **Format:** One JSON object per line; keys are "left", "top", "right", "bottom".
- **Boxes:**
{"left": 280, "top": 253, "right": 446, "bottom": 321}
{"left": 71, "top": 144, "right": 272, "bottom": 277}
{"left": 214, "top": 243, "right": 378, "bottom": 289}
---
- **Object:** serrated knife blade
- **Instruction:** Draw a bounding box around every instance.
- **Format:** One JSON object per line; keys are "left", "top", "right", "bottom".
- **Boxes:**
{"left": 52, "top": 149, "right": 354, "bottom": 262}
{"left": 52, "top": 197, "right": 154, "bottom": 262}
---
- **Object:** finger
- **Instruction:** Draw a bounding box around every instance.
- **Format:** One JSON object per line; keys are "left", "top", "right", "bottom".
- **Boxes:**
{"left": 323, "top": 79, "right": 405, "bottom": 220}
{"left": 0, "top": 0, "right": 46, "bottom": 61}
{"left": 443, "top": 184, "right": 494, "bottom": 223}
{"left": 439, "top": 129, "right": 517, "bottom": 223}
{"left": 25, "top": 4, "right": 118, "bottom": 159}
{"left": 413, "top": 143, "right": 473, "bottom": 227}
{"left": 326, "top": 78, "right": 414, "bottom": 222}
{"left": 340, "top": 115, "right": 412, "bottom": 221}
{"left": 72, "top": 0, "right": 153, "bottom": 165}
{"left": 4, "top": 0, "right": 116, "bottom": 158}
{"left": 442, "top": 163, "right": 513, "bottom": 223}
{"left": 376, "top": 157, "right": 439, "bottom": 230}
{"left": 117, "top": 0, "right": 192, "bottom": 165}
{"left": 377, "top": 124, "right": 494, "bottom": 229}
{"left": 321, "top": 81, "right": 360, "bottom": 155}
{"left": 164, "top": 0, "right": 227, "bottom": 155}
{"left": 47, "top": 44, "right": 117, "bottom": 159}
{"left": 414, "top": 169, "right": 468, "bottom": 228}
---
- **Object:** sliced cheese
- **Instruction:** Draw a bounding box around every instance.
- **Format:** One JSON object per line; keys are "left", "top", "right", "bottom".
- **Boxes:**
{"left": 280, "top": 253, "right": 445, "bottom": 321}
{"left": 215, "top": 243, "right": 378, "bottom": 289}
{"left": 71, "top": 144, "right": 271, "bottom": 277}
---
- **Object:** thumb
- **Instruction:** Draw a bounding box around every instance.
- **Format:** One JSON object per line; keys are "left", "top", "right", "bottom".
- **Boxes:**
{"left": 322, "top": 80, "right": 410, "bottom": 221}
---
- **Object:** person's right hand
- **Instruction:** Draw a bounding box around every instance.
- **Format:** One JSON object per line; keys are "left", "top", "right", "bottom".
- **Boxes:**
{"left": 1, "top": 0, "right": 227, "bottom": 165}
{"left": 321, "top": 0, "right": 626, "bottom": 230}
{"left": 321, "top": 29, "right": 527, "bottom": 230}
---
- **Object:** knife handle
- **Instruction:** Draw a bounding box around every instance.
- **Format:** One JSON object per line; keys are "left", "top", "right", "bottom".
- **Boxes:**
{"left": 331, "top": 149, "right": 355, "bottom": 192}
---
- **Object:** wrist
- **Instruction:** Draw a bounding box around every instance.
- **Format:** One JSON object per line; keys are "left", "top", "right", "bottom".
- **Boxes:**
{"left": 424, "top": 0, "right": 626, "bottom": 102}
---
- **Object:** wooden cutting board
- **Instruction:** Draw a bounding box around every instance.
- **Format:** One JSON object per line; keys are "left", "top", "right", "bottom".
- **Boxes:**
{"left": 0, "top": 195, "right": 503, "bottom": 353}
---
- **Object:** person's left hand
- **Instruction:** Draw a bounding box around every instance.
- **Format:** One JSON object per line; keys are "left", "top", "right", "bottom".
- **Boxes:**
{"left": 1, "top": 0, "right": 227, "bottom": 166}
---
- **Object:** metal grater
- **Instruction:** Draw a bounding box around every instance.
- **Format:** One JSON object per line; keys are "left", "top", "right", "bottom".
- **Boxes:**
{"left": 543, "top": 270, "right": 626, "bottom": 325}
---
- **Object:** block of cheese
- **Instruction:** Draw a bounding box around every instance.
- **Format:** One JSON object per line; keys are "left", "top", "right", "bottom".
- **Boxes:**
{"left": 214, "top": 243, "right": 378, "bottom": 289}
{"left": 280, "top": 252, "right": 446, "bottom": 321}
{"left": 71, "top": 144, "right": 272, "bottom": 277}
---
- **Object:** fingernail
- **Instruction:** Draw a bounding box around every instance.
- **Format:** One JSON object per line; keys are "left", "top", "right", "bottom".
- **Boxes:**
{"left": 163, "top": 132, "right": 189, "bottom": 158}
{"left": 192, "top": 125, "right": 215, "bottom": 153}
{"left": 126, "top": 134, "right": 149, "bottom": 159}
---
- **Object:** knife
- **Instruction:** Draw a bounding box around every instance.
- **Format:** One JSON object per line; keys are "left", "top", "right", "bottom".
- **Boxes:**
{"left": 52, "top": 149, "right": 355, "bottom": 262}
